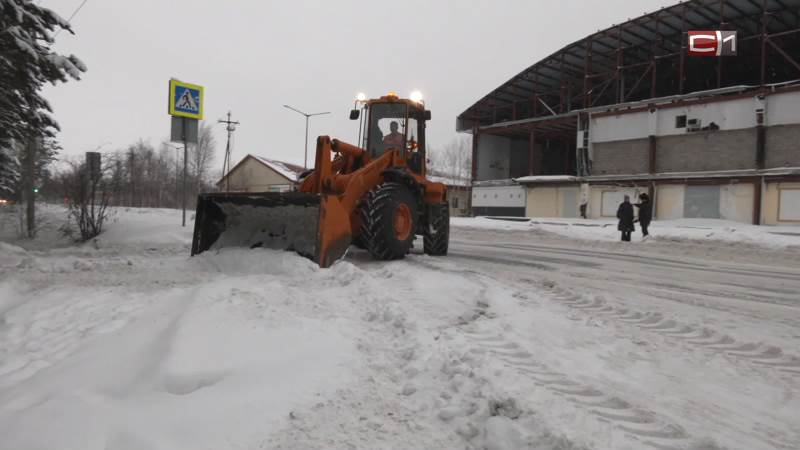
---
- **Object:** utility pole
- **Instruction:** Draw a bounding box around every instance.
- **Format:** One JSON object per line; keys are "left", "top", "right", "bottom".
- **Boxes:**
{"left": 182, "top": 118, "right": 188, "bottom": 227}
{"left": 218, "top": 111, "right": 239, "bottom": 191}
{"left": 172, "top": 144, "right": 181, "bottom": 208}
{"left": 283, "top": 105, "right": 330, "bottom": 169}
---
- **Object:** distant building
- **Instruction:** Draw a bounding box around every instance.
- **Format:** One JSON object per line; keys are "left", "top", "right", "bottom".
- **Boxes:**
{"left": 217, "top": 154, "right": 306, "bottom": 192}
{"left": 427, "top": 170, "right": 471, "bottom": 217}
{"left": 458, "top": 0, "right": 800, "bottom": 225}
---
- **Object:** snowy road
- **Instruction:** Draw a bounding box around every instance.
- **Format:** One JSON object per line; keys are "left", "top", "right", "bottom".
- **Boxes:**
{"left": 1, "top": 208, "right": 799, "bottom": 450}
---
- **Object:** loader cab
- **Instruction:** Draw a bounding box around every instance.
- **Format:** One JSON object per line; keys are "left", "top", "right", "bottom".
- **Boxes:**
{"left": 353, "top": 94, "right": 430, "bottom": 174}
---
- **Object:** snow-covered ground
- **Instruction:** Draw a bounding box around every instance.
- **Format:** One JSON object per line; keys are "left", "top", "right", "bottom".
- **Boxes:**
{"left": 1, "top": 206, "right": 799, "bottom": 449}
{"left": 452, "top": 216, "right": 800, "bottom": 250}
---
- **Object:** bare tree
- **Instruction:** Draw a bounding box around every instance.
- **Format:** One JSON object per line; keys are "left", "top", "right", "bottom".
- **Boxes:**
{"left": 61, "top": 155, "right": 114, "bottom": 241}
{"left": 428, "top": 136, "right": 472, "bottom": 184}
{"left": 190, "top": 122, "right": 216, "bottom": 194}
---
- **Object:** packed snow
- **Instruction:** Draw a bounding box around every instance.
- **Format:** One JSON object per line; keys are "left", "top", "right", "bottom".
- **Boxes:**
{"left": 452, "top": 216, "right": 800, "bottom": 250}
{"left": 1, "top": 205, "right": 799, "bottom": 449}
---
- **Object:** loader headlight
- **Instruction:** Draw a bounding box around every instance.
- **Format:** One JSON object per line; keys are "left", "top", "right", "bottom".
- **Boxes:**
{"left": 410, "top": 90, "right": 423, "bottom": 103}
{"left": 356, "top": 92, "right": 366, "bottom": 102}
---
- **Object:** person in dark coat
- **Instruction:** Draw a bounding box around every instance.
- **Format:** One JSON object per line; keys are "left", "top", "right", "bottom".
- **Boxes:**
{"left": 617, "top": 195, "right": 635, "bottom": 242}
{"left": 635, "top": 193, "right": 653, "bottom": 238}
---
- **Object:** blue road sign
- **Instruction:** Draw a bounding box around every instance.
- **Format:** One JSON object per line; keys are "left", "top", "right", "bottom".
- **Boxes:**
{"left": 168, "top": 79, "right": 204, "bottom": 120}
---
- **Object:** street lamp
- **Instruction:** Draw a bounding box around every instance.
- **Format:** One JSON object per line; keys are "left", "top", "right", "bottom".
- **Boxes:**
{"left": 283, "top": 104, "right": 330, "bottom": 169}
{"left": 171, "top": 144, "right": 182, "bottom": 207}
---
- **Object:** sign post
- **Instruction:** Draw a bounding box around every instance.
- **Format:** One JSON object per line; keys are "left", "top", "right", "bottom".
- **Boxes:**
{"left": 167, "top": 79, "right": 204, "bottom": 227}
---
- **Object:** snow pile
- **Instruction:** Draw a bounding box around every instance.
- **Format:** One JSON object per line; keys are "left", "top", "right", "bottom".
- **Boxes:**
{"left": 0, "top": 250, "right": 356, "bottom": 450}
{"left": 452, "top": 216, "right": 800, "bottom": 249}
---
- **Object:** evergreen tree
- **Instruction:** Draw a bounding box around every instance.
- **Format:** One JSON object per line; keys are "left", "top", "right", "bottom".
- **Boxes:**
{"left": 0, "top": 0, "right": 86, "bottom": 196}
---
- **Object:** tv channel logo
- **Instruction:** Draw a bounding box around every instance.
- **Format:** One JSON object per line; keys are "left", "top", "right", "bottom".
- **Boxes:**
{"left": 688, "top": 31, "right": 737, "bottom": 56}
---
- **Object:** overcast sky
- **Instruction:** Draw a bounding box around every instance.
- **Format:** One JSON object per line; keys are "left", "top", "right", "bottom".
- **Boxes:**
{"left": 42, "top": 0, "right": 673, "bottom": 171}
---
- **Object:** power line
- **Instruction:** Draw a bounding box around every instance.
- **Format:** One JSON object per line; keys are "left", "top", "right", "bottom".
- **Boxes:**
{"left": 54, "top": 0, "right": 89, "bottom": 38}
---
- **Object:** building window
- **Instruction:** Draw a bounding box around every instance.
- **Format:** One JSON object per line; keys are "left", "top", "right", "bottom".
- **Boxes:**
{"left": 675, "top": 115, "right": 687, "bottom": 128}
{"left": 452, "top": 197, "right": 459, "bottom": 208}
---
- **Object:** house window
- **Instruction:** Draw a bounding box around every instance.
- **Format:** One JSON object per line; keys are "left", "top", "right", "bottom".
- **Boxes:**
{"left": 675, "top": 115, "right": 687, "bottom": 128}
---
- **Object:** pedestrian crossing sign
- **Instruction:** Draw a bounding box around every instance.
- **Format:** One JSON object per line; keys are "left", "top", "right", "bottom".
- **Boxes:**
{"left": 168, "top": 79, "right": 204, "bottom": 120}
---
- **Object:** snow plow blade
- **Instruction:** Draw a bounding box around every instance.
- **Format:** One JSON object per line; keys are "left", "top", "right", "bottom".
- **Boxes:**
{"left": 191, "top": 192, "right": 352, "bottom": 268}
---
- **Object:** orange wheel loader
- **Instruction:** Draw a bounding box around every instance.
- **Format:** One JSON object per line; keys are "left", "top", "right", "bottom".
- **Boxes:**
{"left": 190, "top": 93, "right": 449, "bottom": 267}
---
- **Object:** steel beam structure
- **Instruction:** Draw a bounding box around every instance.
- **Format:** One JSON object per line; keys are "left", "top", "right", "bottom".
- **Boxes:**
{"left": 458, "top": 0, "right": 800, "bottom": 132}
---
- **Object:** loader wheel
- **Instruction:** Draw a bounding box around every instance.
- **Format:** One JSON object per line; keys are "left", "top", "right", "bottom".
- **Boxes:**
{"left": 424, "top": 202, "right": 449, "bottom": 256}
{"left": 360, "top": 182, "right": 418, "bottom": 260}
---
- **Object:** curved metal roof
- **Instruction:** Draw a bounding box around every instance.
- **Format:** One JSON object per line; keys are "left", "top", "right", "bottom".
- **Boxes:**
{"left": 457, "top": 0, "right": 800, "bottom": 132}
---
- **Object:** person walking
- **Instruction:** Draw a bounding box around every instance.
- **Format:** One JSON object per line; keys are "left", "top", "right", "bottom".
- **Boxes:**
{"left": 617, "top": 195, "right": 635, "bottom": 242}
{"left": 635, "top": 193, "right": 653, "bottom": 239}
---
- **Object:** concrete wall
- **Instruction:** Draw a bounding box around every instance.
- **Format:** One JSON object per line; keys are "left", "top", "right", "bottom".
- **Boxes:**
{"left": 763, "top": 182, "right": 800, "bottom": 225}
{"left": 476, "top": 135, "right": 511, "bottom": 181}
{"left": 591, "top": 139, "right": 649, "bottom": 175}
{"left": 220, "top": 157, "right": 295, "bottom": 192}
{"left": 653, "top": 183, "right": 754, "bottom": 223}
{"left": 524, "top": 186, "right": 581, "bottom": 218}
{"left": 510, "top": 138, "right": 531, "bottom": 178}
{"left": 765, "top": 124, "right": 800, "bottom": 168}
{"left": 526, "top": 187, "right": 558, "bottom": 217}
{"left": 589, "top": 187, "right": 643, "bottom": 219}
{"left": 472, "top": 185, "right": 526, "bottom": 208}
{"left": 656, "top": 185, "right": 684, "bottom": 220}
{"left": 655, "top": 97, "right": 756, "bottom": 136}
{"left": 720, "top": 183, "right": 755, "bottom": 223}
{"left": 447, "top": 187, "right": 471, "bottom": 217}
{"left": 591, "top": 111, "right": 651, "bottom": 142}
{"left": 591, "top": 95, "right": 759, "bottom": 142}
{"left": 656, "top": 128, "right": 756, "bottom": 172}
{"left": 766, "top": 90, "right": 800, "bottom": 126}
{"left": 520, "top": 182, "right": 761, "bottom": 223}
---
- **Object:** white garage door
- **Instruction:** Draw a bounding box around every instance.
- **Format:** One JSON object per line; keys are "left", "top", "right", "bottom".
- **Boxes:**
{"left": 601, "top": 190, "right": 639, "bottom": 217}
{"left": 778, "top": 189, "right": 800, "bottom": 221}
{"left": 684, "top": 185, "right": 721, "bottom": 219}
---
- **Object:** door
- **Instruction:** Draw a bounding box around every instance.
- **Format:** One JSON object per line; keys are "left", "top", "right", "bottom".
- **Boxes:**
{"left": 684, "top": 185, "right": 720, "bottom": 218}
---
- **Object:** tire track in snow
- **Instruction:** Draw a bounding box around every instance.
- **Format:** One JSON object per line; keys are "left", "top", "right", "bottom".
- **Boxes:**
{"left": 461, "top": 322, "right": 690, "bottom": 450}
{"left": 546, "top": 286, "right": 800, "bottom": 377}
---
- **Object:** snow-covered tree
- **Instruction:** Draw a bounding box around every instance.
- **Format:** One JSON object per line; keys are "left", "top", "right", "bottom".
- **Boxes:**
{"left": 0, "top": 145, "right": 20, "bottom": 197}
{"left": 0, "top": 0, "right": 86, "bottom": 194}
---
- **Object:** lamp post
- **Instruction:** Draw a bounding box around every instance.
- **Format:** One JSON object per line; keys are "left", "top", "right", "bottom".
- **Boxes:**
{"left": 171, "top": 144, "right": 182, "bottom": 208}
{"left": 283, "top": 104, "right": 330, "bottom": 169}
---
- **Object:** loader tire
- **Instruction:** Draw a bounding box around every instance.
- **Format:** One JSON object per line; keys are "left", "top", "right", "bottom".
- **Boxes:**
{"left": 360, "top": 182, "right": 417, "bottom": 260}
{"left": 423, "top": 202, "right": 449, "bottom": 256}
{"left": 352, "top": 235, "right": 367, "bottom": 250}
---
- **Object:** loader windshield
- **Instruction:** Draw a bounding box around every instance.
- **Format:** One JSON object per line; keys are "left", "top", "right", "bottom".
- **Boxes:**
{"left": 367, "top": 102, "right": 408, "bottom": 158}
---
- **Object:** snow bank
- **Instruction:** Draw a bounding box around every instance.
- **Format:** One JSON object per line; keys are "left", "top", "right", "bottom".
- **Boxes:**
{"left": 0, "top": 251, "right": 356, "bottom": 450}
{"left": 98, "top": 207, "right": 194, "bottom": 248}
{"left": 452, "top": 216, "right": 800, "bottom": 249}
{"left": 0, "top": 242, "right": 26, "bottom": 268}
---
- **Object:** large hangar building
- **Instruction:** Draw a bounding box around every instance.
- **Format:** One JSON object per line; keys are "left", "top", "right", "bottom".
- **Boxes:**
{"left": 458, "top": 0, "right": 800, "bottom": 225}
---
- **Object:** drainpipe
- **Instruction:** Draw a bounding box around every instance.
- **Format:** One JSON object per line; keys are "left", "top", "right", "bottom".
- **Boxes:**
{"left": 753, "top": 177, "right": 763, "bottom": 225}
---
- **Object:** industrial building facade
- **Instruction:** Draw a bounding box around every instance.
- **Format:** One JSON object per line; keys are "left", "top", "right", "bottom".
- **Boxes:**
{"left": 459, "top": 0, "right": 800, "bottom": 225}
